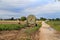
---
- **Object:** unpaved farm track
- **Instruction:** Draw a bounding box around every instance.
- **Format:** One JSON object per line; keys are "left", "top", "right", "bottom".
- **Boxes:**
{"left": 39, "top": 21, "right": 60, "bottom": 40}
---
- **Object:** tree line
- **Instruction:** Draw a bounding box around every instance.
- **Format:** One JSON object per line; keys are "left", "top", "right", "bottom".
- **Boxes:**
{"left": 0, "top": 16, "right": 60, "bottom": 21}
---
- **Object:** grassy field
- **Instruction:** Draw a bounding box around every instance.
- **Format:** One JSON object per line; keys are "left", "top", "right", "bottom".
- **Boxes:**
{"left": 0, "top": 21, "right": 42, "bottom": 40}
{"left": 0, "top": 21, "right": 41, "bottom": 31}
{"left": 0, "top": 24, "right": 27, "bottom": 31}
{"left": 46, "top": 21, "right": 60, "bottom": 31}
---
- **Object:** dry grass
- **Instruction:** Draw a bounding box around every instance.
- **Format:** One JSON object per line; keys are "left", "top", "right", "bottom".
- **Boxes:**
{"left": 0, "top": 21, "right": 19, "bottom": 24}
{"left": 0, "top": 20, "right": 26, "bottom": 24}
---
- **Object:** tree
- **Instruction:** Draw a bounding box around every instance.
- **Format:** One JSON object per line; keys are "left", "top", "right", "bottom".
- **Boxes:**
{"left": 10, "top": 17, "right": 14, "bottom": 20}
{"left": 56, "top": 18, "right": 60, "bottom": 21}
{"left": 21, "top": 16, "right": 26, "bottom": 21}
{"left": 40, "top": 17, "right": 46, "bottom": 21}
{"left": 0, "top": 18, "right": 2, "bottom": 20}
{"left": 51, "top": 18, "right": 55, "bottom": 21}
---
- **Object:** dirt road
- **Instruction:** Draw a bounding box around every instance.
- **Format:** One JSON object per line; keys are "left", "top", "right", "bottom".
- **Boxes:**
{"left": 39, "top": 21, "right": 60, "bottom": 40}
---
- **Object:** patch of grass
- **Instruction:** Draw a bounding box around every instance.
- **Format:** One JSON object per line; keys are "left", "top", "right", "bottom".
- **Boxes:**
{"left": 0, "top": 24, "right": 27, "bottom": 31}
{"left": 46, "top": 21, "right": 60, "bottom": 31}
{"left": 25, "top": 23, "right": 41, "bottom": 35}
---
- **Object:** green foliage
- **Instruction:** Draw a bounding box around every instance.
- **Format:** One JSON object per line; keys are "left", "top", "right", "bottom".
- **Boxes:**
{"left": 0, "top": 24, "right": 27, "bottom": 31}
{"left": 55, "top": 18, "right": 60, "bottom": 21}
{"left": 21, "top": 16, "right": 26, "bottom": 21}
{"left": 25, "top": 23, "right": 41, "bottom": 35}
{"left": 40, "top": 17, "right": 46, "bottom": 21}
{"left": 10, "top": 17, "right": 14, "bottom": 20}
{"left": 48, "top": 18, "right": 60, "bottom": 21}
{"left": 47, "top": 21, "right": 60, "bottom": 31}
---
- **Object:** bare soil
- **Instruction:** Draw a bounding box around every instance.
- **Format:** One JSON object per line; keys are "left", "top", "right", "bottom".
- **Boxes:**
{"left": 0, "top": 27, "right": 39, "bottom": 40}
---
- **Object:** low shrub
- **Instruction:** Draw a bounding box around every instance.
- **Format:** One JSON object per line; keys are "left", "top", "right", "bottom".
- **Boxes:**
{"left": 25, "top": 23, "right": 41, "bottom": 35}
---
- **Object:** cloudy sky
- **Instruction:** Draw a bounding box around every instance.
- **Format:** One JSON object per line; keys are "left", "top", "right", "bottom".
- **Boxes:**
{"left": 0, "top": 0, "right": 60, "bottom": 19}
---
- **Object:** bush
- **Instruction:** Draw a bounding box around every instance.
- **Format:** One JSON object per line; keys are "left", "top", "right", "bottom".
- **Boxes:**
{"left": 40, "top": 17, "right": 46, "bottom": 21}
{"left": 25, "top": 23, "right": 41, "bottom": 35}
{"left": 21, "top": 16, "right": 26, "bottom": 21}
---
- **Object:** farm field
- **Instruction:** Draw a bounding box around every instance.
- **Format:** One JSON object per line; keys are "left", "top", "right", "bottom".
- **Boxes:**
{"left": 0, "top": 21, "right": 41, "bottom": 40}
{"left": 46, "top": 21, "right": 60, "bottom": 31}
{"left": 0, "top": 24, "right": 27, "bottom": 31}
{"left": 0, "top": 20, "right": 19, "bottom": 24}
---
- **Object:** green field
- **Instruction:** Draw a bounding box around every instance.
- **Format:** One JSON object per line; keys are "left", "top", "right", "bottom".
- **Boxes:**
{"left": 47, "top": 21, "right": 60, "bottom": 31}
{"left": 0, "top": 24, "right": 27, "bottom": 31}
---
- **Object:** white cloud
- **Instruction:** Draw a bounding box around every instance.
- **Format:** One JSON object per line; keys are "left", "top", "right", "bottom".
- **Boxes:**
{"left": 0, "top": 10, "right": 16, "bottom": 15}
{"left": 23, "top": 2, "right": 60, "bottom": 15}
{"left": 0, "top": 10, "right": 29, "bottom": 18}
{"left": 0, "top": 10, "right": 19, "bottom": 18}
{"left": 1, "top": 0, "right": 38, "bottom": 8}
{"left": 0, "top": 0, "right": 60, "bottom": 18}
